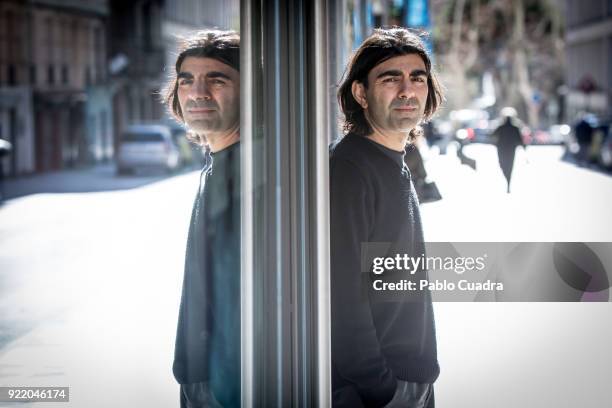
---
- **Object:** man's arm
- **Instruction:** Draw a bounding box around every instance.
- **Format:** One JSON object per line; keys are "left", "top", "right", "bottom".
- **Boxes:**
{"left": 173, "top": 193, "right": 210, "bottom": 386}
{"left": 179, "top": 383, "right": 222, "bottom": 408}
{"left": 330, "top": 158, "right": 398, "bottom": 407}
{"left": 174, "top": 197, "right": 217, "bottom": 406}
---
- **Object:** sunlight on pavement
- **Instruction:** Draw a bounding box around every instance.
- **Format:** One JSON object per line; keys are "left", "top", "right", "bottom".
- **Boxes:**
{"left": 0, "top": 170, "right": 201, "bottom": 408}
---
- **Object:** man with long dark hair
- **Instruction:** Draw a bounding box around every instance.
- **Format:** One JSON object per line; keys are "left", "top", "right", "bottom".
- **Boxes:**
{"left": 331, "top": 28, "right": 443, "bottom": 407}
{"left": 163, "top": 30, "right": 240, "bottom": 408}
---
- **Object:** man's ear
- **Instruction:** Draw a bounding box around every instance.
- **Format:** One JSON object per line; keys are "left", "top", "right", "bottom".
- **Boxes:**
{"left": 351, "top": 81, "right": 368, "bottom": 109}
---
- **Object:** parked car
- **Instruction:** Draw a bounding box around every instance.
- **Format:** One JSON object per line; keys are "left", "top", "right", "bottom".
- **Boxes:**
{"left": 450, "top": 109, "right": 491, "bottom": 143}
{"left": 428, "top": 118, "right": 454, "bottom": 154}
{"left": 163, "top": 121, "right": 198, "bottom": 168}
{"left": 546, "top": 124, "right": 570, "bottom": 145}
{"left": 523, "top": 125, "right": 568, "bottom": 145}
{"left": 116, "top": 124, "right": 181, "bottom": 175}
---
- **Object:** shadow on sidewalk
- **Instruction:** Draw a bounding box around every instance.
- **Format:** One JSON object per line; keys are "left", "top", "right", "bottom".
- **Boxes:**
{"left": 2, "top": 163, "right": 202, "bottom": 201}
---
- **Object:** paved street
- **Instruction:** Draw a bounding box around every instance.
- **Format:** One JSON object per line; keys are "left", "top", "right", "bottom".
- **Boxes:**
{"left": 420, "top": 144, "right": 612, "bottom": 408}
{"left": 0, "top": 145, "right": 611, "bottom": 407}
{"left": 0, "top": 166, "right": 200, "bottom": 407}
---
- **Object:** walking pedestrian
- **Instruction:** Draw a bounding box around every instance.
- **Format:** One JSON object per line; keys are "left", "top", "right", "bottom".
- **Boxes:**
{"left": 491, "top": 107, "right": 525, "bottom": 193}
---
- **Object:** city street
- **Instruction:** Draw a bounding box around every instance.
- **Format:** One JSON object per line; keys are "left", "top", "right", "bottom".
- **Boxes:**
{"left": 0, "top": 166, "right": 199, "bottom": 407}
{"left": 420, "top": 144, "right": 612, "bottom": 408}
{"left": 1, "top": 0, "right": 610, "bottom": 406}
{"left": 1, "top": 145, "right": 611, "bottom": 407}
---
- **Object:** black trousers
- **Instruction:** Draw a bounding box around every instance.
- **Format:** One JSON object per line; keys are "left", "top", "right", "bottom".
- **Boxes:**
{"left": 426, "top": 387, "right": 435, "bottom": 408}
{"left": 333, "top": 384, "right": 435, "bottom": 408}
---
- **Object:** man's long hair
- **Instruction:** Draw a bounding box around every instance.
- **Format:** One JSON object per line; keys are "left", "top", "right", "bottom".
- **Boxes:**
{"left": 337, "top": 27, "right": 444, "bottom": 142}
{"left": 162, "top": 30, "right": 240, "bottom": 146}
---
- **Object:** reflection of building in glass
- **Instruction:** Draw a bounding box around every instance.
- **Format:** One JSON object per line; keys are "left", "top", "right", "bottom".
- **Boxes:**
{"left": 564, "top": 0, "right": 612, "bottom": 118}
{"left": 108, "top": 0, "right": 165, "bottom": 158}
{"left": 162, "top": 0, "right": 239, "bottom": 82}
{"left": 0, "top": 0, "right": 239, "bottom": 176}
{"left": 108, "top": 0, "right": 239, "bottom": 157}
{"left": 0, "top": 0, "right": 110, "bottom": 175}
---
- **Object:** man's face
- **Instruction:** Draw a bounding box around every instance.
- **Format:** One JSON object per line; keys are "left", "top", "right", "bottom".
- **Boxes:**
{"left": 353, "top": 54, "right": 429, "bottom": 136}
{"left": 176, "top": 57, "right": 240, "bottom": 136}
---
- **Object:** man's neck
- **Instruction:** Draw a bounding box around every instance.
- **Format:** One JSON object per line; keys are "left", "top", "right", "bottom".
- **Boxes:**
{"left": 365, "top": 130, "right": 409, "bottom": 152}
{"left": 205, "top": 128, "right": 240, "bottom": 153}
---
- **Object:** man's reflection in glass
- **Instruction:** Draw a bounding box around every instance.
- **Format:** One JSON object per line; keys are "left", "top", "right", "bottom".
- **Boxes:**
{"left": 163, "top": 30, "right": 240, "bottom": 408}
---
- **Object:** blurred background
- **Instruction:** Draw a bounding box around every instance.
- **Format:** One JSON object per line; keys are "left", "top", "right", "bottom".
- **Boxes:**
{"left": 0, "top": 0, "right": 611, "bottom": 407}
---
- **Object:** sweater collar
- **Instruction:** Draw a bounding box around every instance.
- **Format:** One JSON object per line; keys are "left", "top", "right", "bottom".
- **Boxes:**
{"left": 357, "top": 135, "right": 406, "bottom": 169}
{"left": 211, "top": 140, "right": 240, "bottom": 169}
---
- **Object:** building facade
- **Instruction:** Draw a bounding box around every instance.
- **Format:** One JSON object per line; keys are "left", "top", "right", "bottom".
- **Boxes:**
{"left": 0, "top": 0, "right": 110, "bottom": 176}
{"left": 107, "top": 0, "right": 239, "bottom": 156}
{"left": 2, "top": 0, "right": 242, "bottom": 176}
{"left": 564, "top": 0, "right": 612, "bottom": 119}
{"left": 0, "top": 0, "right": 35, "bottom": 176}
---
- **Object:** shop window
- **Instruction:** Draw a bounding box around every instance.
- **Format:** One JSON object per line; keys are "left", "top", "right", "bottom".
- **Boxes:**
{"left": 62, "top": 65, "right": 69, "bottom": 85}
{"left": 7, "top": 64, "right": 16, "bottom": 86}
{"left": 47, "top": 65, "right": 55, "bottom": 85}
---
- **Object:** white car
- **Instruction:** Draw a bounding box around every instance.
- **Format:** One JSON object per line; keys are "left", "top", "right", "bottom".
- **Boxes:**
{"left": 116, "top": 124, "right": 181, "bottom": 175}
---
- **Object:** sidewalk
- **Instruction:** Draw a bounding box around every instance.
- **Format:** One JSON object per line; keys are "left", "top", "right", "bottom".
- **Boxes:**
{"left": 2, "top": 163, "right": 195, "bottom": 201}
{"left": 0, "top": 165, "right": 195, "bottom": 408}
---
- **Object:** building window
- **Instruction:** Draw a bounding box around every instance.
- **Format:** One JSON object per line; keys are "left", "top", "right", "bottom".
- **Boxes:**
{"left": 62, "top": 65, "right": 69, "bottom": 85}
{"left": 94, "top": 26, "right": 104, "bottom": 83}
{"left": 30, "top": 65, "right": 36, "bottom": 85}
{"left": 45, "top": 18, "right": 53, "bottom": 63}
{"left": 6, "top": 11, "right": 14, "bottom": 59}
{"left": 85, "top": 66, "right": 91, "bottom": 86}
{"left": 143, "top": 2, "right": 153, "bottom": 50}
{"left": 609, "top": 34, "right": 612, "bottom": 88}
{"left": 47, "top": 65, "right": 55, "bottom": 85}
{"left": 8, "top": 65, "right": 16, "bottom": 86}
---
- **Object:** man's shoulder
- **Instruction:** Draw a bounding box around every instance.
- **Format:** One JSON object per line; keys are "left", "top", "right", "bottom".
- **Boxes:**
{"left": 330, "top": 134, "right": 376, "bottom": 164}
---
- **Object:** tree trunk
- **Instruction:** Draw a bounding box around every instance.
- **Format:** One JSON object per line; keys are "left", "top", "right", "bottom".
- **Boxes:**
{"left": 512, "top": 0, "right": 539, "bottom": 127}
{"left": 445, "top": 0, "right": 480, "bottom": 110}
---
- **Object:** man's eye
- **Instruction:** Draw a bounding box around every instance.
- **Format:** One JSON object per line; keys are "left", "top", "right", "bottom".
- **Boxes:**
{"left": 211, "top": 79, "right": 226, "bottom": 85}
{"left": 178, "top": 79, "right": 192, "bottom": 85}
{"left": 382, "top": 77, "right": 399, "bottom": 83}
{"left": 412, "top": 76, "right": 426, "bottom": 83}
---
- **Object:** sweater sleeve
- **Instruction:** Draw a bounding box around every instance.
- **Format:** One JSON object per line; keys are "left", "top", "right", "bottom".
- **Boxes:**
{"left": 173, "top": 191, "right": 210, "bottom": 385}
{"left": 330, "top": 158, "right": 397, "bottom": 407}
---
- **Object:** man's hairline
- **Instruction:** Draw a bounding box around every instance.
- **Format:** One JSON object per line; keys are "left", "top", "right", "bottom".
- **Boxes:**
{"left": 176, "top": 56, "right": 240, "bottom": 76}
{"left": 354, "top": 51, "right": 430, "bottom": 89}
{"left": 176, "top": 70, "right": 235, "bottom": 82}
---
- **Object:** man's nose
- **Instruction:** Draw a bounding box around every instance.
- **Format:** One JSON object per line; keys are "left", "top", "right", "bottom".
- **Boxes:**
{"left": 398, "top": 79, "right": 416, "bottom": 99}
{"left": 190, "top": 78, "right": 212, "bottom": 100}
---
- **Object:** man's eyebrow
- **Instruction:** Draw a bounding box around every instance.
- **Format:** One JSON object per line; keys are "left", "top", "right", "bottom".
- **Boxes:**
{"left": 177, "top": 72, "right": 193, "bottom": 79}
{"left": 376, "top": 69, "right": 403, "bottom": 79}
{"left": 206, "top": 71, "right": 232, "bottom": 80}
{"left": 410, "top": 69, "right": 428, "bottom": 77}
{"left": 375, "top": 68, "right": 429, "bottom": 79}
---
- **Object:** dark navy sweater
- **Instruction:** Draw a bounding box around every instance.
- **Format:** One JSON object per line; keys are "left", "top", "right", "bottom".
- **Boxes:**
{"left": 173, "top": 142, "right": 240, "bottom": 407}
{"left": 330, "top": 134, "right": 439, "bottom": 407}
